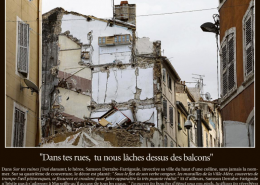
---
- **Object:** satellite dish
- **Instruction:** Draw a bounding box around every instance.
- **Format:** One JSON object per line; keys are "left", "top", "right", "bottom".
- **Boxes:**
{"left": 205, "top": 92, "right": 212, "bottom": 101}
{"left": 21, "top": 79, "right": 39, "bottom": 94}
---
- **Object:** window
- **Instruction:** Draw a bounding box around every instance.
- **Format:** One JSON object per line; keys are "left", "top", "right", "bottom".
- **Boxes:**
{"left": 178, "top": 111, "right": 180, "bottom": 125}
{"left": 195, "top": 125, "right": 197, "bottom": 146}
{"left": 114, "top": 37, "right": 117, "bottom": 43}
{"left": 163, "top": 99, "right": 167, "bottom": 118}
{"left": 190, "top": 126, "right": 193, "bottom": 141}
{"left": 221, "top": 27, "right": 236, "bottom": 97}
{"left": 243, "top": 1, "right": 254, "bottom": 78}
{"left": 169, "top": 107, "right": 173, "bottom": 125}
{"left": 183, "top": 117, "right": 186, "bottom": 131}
{"left": 164, "top": 136, "right": 168, "bottom": 147}
{"left": 13, "top": 108, "right": 26, "bottom": 147}
{"left": 162, "top": 68, "right": 166, "bottom": 82}
{"left": 167, "top": 74, "right": 172, "bottom": 90}
{"left": 119, "top": 36, "right": 121, "bottom": 42}
{"left": 122, "top": 36, "right": 125, "bottom": 42}
{"left": 206, "top": 133, "right": 208, "bottom": 147}
{"left": 210, "top": 134, "right": 212, "bottom": 147}
{"left": 126, "top": 35, "right": 130, "bottom": 42}
{"left": 17, "top": 21, "right": 29, "bottom": 76}
{"left": 102, "top": 38, "right": 105, "bottom": 44}
{"left": 99, "top": 37, "right": 102, "bottom": 44}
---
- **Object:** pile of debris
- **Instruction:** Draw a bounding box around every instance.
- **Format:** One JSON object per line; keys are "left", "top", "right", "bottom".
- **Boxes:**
{"left": 41, "top": 107, "right": 158, "bottom": 147}
{"left": 41, "top": 127, "right": 112, "bottom": 147}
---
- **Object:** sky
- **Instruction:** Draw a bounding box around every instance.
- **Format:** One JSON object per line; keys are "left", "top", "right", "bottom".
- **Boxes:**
{"left": 42, "top": 0, "right": 220, "bottom": 100}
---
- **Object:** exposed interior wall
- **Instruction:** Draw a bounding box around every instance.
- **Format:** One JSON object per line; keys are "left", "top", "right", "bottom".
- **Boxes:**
{"left": 61, "top": 14, "right": 132, "bottom": 65}
{"left": 136, "top": 37, "right": 154, "bottom": 55}
{"left": 57, "top": 88, "right": 91, "bottom": 119}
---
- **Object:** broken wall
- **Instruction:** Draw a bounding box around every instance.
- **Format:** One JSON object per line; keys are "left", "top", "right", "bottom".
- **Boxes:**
{"left": 92, "top": 66, "right": 154, "bottom": 104}
{"left": 61, "top": 14, "right": 133, "bottom": 65}
{"left": 42, "top": 9, "right": 64, "bottom": 115}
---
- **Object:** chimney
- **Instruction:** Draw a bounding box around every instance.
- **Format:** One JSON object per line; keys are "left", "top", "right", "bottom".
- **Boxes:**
{"left": 115, "top": 1, "right": 136, "bottom": 25}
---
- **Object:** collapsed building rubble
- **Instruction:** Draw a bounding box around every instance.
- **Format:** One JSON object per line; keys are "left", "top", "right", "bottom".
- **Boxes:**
{"left": 41, "top": 107, "right": 161, "bottom": 147}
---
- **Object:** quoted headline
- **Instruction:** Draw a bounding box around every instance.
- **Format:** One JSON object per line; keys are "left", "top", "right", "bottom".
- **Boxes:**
{"left": 40, "top": 153, "right": 213, "bottom": 162}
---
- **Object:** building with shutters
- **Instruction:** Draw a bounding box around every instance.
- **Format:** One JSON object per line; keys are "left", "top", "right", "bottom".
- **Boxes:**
{"left": 160, "top": 55, "right": 181, "bottom": 147}
{"left": 6, "top": 0, "right": 42, "bottom": 147}
{"left": 175, "top": 83, "right": 223, "bottom": 148}
{"left": 218, "top": 0, "right": 254, "bottom": 147}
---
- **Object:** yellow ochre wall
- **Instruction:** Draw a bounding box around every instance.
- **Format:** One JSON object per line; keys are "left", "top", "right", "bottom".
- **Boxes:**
{"left": 6, "top": 0, "right": 42, "bottom": 147}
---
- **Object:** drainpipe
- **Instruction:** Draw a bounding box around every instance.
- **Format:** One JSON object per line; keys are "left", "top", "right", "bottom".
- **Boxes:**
{"left": 37, "top": 0, "right": 42, "bottom": 146}
{"left": 197, "top": 109, "right": 203, "bottom": 147}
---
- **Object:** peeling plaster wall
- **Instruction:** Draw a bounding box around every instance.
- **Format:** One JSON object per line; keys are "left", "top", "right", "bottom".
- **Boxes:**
{"left": 61, "top": 14, "right": 132, "bottom": 65}
{"left": 136, "top": 37, "right": 154, "bottom": 55}
{"left": 58, "top": 35, "right": 92, "bottom": 94}
{"left": 92, "top": 66, "right": 154, "bottom": 104}
{"left": 58, "top": 36, "right": 91, "bottom": 80}
{"left": 57, "top": 88, "right": 91, "bottom": 119}
{"left": 99, "top": 45, "right": 131, "bottom": 64}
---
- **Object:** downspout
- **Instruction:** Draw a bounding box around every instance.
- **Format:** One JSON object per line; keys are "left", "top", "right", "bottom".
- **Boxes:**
{"left": 37, "top": 0, "right": 42, "bottom": 146}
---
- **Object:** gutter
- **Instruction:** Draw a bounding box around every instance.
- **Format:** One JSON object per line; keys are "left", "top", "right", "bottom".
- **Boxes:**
{"left": 161, "top": 57, "right": 181, "bottom": 81}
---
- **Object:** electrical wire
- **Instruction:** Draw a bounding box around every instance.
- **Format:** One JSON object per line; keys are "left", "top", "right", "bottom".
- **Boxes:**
{"left": 6, "top": 3, "right": 250, "bottom": 23}
{"left": 137, "top": 7, "right": 217, "bottom": 17}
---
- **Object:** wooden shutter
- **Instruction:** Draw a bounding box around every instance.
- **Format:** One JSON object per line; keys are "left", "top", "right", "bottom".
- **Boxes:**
{"left": 162, "top": 69, "right": 166, "bottom": 82}
{"left": 13, "top": 108, "right": 25, "bottom": 147}
{"left": 228, "top": 35, "right": 235, "bottom": 90}
{"left": 244, "top": 9, "right": 254, "bottom": 76}
{"left": 18, "top": 22, "right": 29, "bottom": 74}
{"left": 221, "top": 42, "right": 228, "bottom": 96}
{"left": 163, "top": 99, "right": 167, "bottom": 118}
{"left": 169, "top": 107, "right": 173, "bottom": 125}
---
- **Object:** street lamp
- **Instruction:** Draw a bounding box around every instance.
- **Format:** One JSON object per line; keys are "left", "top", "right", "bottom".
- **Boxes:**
{"left": 200, "top": 14, "right": 220, "bottom": 34}
{"left": 200, "top": 14, "right": 221, "bottom": 148}
{"left": 184, "top": 114, "right": 196, "bottom": 147}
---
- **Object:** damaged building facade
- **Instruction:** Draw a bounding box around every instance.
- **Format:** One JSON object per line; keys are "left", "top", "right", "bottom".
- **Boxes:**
{"left": 41, "top": 1, "right": 179, "bottom": 147}
{"left": 41, "top": 1, "right": 222, "bottom": 148}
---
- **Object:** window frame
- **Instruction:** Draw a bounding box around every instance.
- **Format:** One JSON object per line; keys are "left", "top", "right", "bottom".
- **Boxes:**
{"left": 167, "top": 73, "right": 172, "bottom": 90}
{"left": 177, "top": 111, "right": 180, "bottom": 126}
{"left": 220, "top": 27, "right": 237, "bottom": 99}
{"left": 16, "top": 16, "right": 30, "bottom": 78}
{"left": 183, "top": 117, "right": 187, "bottom": 132}
{"left": 164, "top": 135, "right": 168, "bottom": 147}
{"left": 11, "top": 102, "right": 27, "bottom": 147}
{"left": 163, "top": 99, "right": 167, "bottom": 118}
{"left": 169, "top": 107, "right": 173, "bottom": 126}
{"left": 162, "top": 68, "right": 166, "bottom": 83}
{"left": 242, "top": 0, "right": 254, "bottom": 80}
